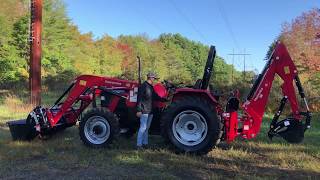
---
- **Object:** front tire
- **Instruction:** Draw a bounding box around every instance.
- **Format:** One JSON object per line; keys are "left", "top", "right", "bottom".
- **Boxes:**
{"left": 161, "top": 96, "right": 221, "bottom": 154}
{"left": 79, "top": 108, "right": 119, "bottom": 148}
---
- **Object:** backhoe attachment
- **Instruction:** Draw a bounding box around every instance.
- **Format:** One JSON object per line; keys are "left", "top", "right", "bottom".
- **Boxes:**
{"left": 241, "top": 41, "right": 311, "bottom": 143}
{"left": 267, "top": 75, "right": 311, "bottom": 143}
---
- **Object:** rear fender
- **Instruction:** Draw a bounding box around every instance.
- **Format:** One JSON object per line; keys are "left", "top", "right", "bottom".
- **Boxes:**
{"left": 172, "top": 88, "right": 219, "bottom": 105}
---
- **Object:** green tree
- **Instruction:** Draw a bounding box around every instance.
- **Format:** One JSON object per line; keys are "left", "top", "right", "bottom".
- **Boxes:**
{"left": 0, "top": 0, "right": 243, "bottom": 96}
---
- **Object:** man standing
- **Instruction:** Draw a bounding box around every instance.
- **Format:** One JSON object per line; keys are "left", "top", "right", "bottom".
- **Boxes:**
{"left": 136, "top": 72, "right": 161, "bottom": 149}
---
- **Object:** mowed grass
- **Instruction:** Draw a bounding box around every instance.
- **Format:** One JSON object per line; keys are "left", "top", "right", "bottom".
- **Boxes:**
{"left": 0, "top": 93, "right": 319, "bottom": 179}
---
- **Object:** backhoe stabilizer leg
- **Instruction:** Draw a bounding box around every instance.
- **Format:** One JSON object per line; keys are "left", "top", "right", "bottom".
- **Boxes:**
{"left": 268, "top": 97, "right": 287, "bottom": 140}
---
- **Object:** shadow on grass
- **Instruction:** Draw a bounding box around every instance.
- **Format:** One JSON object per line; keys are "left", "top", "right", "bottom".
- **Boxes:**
{"left": 204, "top": 156, "right": 320, "bottom": 179}
{"left": 0, "top": 124, "right": 319, "bottom": 179}
{"left": 218, "top": 116, "right": 320, "bottom": 155}
{"left": 107, "top": 140, "right": 320, "bottom": 179}
{"left": 217, "top": 125, "right": 320, "bottom": 167}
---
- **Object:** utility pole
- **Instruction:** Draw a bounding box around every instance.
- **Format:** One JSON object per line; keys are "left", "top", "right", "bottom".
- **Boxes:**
{"left": 231, "top": 48, "right": 234, "bottom": 83}
{"left": 29, "top": 0, "right": 42, "bottom": 105}
{"left": 228, "top": 49, "right": 251, "bottom": 82}
{"left": 243, "top": 49, "right": 246, "bottom": 81}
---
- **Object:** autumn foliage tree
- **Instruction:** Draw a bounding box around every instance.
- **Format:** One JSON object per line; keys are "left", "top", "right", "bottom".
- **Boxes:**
{"left": 0, "top": 0, "right": 241, "bottom": 90}
{"left": 267, "top": 8, "right": 320, "bottom": 111}
{"left": 281, "top": 8, "right": 320, "bottom": 72}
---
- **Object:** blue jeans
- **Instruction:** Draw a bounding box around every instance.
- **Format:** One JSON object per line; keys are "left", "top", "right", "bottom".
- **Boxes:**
{"left": 137, "top": 114, "right": 153, "bottom": 147}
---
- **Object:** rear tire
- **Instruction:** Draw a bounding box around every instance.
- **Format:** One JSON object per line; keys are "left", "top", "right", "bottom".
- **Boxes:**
{"left": 161, "top": 96, "right": 221, "bottom": 154}
{"left": 79, "top": 108, "right": 119, "bottom": 148}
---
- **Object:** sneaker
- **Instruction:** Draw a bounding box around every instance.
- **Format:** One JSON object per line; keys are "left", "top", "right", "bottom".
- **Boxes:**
{"left": 136, "top": 146, "right": 144, "bottom": 150}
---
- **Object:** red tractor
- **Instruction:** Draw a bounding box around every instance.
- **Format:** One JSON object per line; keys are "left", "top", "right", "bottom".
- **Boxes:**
{"left": 8, "top": 41, "right": 312, "bottom": 154}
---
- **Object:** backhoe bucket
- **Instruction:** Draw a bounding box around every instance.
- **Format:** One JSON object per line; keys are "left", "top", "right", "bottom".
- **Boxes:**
{"left": 268, "top": 118, "right": 304, "bottom": 143}
{"left": 7, "top": 119, "right": 38, "bottom": 141}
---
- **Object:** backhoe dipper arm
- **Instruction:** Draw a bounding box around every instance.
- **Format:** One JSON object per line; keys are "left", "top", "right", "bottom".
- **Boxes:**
{"left": 241, "top": 41, "right": 311, "bottom": 139}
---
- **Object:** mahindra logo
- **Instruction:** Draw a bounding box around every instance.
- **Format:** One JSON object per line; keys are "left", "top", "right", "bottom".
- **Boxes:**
{"left": 105, "top": 80, "right": 122, "bottom": 85}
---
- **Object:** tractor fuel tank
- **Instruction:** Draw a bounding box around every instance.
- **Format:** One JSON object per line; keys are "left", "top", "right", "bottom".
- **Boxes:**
{"left": 153, "top": 83, "right": 168, "bottom": 98}
{"left": 153, "top": 83, "right": 168, "bottom": 108}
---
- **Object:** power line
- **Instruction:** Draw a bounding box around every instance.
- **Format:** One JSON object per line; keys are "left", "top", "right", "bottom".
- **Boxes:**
{"left": 134, "top": 4, "right": 164, "bottom": 34}
{"left": 167, "top": 0, "right": 209, "bottom": 44}
{"left": 216, "top": 0, "right": 240, "bottom": 50}
{"left": 228, "top": 49, "right": 251, "bottom": 82}
{"left": 122, "top": 1, "right": 164, "bottom": 36}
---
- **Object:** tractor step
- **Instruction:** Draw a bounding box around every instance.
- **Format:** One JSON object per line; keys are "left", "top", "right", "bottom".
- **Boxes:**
{"left": 7, "top": 119, "right": 34, "bottom": 141}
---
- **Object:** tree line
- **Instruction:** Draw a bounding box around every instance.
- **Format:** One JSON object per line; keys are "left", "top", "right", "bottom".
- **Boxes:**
{"left": 267, "top": 8, "right": 320, "bottom": 111}
{"left": 0, "top": 0, "right": 318, "bottom": 111}
{"left": 0, "top": 0, "right": 244, "bottom": 91}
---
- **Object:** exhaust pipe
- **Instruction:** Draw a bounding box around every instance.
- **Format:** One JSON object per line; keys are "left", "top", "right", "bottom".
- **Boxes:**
{"left": 137, "top": 56, "right": 142, "bottom": 85}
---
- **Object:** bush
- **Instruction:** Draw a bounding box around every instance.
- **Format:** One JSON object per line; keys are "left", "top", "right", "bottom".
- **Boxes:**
{"left": 43, "top": 69, "right": 79, "bottom": 92}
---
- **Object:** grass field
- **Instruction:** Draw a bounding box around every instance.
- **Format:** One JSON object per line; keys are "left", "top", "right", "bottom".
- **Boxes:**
{"left": 0, "top": 93, "right": 319, "bottom": 179}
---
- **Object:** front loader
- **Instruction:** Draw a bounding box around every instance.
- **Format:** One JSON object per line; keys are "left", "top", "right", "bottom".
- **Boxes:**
{"left": 7, "top": 41, "right": 312, "bottom": 154}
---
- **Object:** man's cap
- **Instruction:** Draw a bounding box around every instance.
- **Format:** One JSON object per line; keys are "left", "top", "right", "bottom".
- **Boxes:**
{"left": 147, "top": 72, "right": 159, "bottom": 79}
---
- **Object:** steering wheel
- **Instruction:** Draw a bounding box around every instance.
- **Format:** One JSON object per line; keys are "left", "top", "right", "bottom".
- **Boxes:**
{"left": 163, "top": 80, "right": 175, "bottom": 89}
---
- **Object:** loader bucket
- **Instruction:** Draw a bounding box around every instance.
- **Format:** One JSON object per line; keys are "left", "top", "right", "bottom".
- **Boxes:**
{"left": 7, "top": 119, "right": 37, "bottom": 141}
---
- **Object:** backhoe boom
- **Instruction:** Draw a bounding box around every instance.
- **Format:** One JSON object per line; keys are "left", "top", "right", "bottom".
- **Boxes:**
{"left": 224, "top": 41, "right": 311, "bottom": 143}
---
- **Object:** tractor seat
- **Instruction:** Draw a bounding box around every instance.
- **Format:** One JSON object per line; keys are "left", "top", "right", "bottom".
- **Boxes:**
{"left": 226, "top": 97, "right": 240, "bottom": 112}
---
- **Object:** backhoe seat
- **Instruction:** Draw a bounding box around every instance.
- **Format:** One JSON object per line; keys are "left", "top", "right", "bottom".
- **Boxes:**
{"left": 226, "top": 97, "right": 240, "bottom": 112}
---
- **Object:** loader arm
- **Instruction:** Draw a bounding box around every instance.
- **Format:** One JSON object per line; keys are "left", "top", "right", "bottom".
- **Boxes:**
{"left": 8, "top": 74, "right": 142, "bottom": 140}
{"left": 49, "top": 75, "right": 138, "bottom": 127}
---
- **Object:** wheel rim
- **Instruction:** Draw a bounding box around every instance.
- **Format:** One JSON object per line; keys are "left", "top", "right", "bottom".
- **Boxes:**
{"left": 172, "top": 110, "right": 208, "bottom": 146}
{"left": 84, "top": 116, "right": 111, "bottom": 145}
